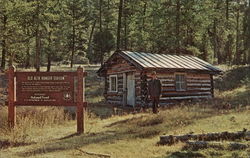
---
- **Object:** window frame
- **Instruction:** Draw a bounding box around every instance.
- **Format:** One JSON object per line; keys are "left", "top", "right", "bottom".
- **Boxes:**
{"left": 109, "top": 75, "right": 118, "bottom": 92}
{"left": 175, "top": 73, "right": 187, "bottom": 91}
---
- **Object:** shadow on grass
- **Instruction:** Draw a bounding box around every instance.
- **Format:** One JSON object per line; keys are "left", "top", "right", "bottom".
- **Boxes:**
{"left": 104, "top": 116, "right": 144, "bottom": 128}
{"left": 0, "top": 140, "right": 36, "bottom": 150}
{"left": 164, "top": 151, "right": 206, "bottom": 158}
{"left": 18, "top": 131, "right": 121, "bottom": 157}
{"left": 58, "top": 133, "right": 80, "bottom": 140}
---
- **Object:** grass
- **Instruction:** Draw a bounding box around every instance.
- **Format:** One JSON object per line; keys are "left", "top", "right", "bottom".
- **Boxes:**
{"left": 0, "top": 65, "right": 249, "bottom": 158}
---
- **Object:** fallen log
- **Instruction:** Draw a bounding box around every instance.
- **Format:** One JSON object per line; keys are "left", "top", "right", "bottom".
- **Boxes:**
{"left": 184, "top": 141, "right": 249, "bottom": 151}
{"left": 158, "top": 128, "right": 250, "bottom": 145}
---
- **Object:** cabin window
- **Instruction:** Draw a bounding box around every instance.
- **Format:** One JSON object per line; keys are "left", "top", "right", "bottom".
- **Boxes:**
{"left": 175, "top": 74, "right": 186, "bottom": 91}
{"left": 109, "top": 75, "right": 118, "bottom": 92}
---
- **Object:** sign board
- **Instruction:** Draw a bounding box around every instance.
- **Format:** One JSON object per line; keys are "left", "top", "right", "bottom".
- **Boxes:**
{"left": 7, "top": 66, "right": 87, "bottom": 133}
{"left": 15, "top": 72, "right": 76, "bottom": 106}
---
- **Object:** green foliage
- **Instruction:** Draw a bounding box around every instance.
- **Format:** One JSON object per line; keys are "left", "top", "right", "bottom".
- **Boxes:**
{"left": 91, "top": 29, "right": 115, "bottom": 64}
{"left": 186, "top": 46, "right": 201, "bottom": 56}
{"left": 0, "top": 0, "right": 250, "bottom": 68}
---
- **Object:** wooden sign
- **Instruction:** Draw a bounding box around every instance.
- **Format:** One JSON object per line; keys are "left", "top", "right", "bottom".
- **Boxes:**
{"left": 15, "top": 72, "right": 76, "bottom": 106}
{"left": 7, "top": 66, "right": 87, "bottom": 133}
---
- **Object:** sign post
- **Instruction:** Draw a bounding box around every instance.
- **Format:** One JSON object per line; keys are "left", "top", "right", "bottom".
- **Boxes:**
{"left": 7, "top": 66, "right": 87, "bottom": 134}
{"left": 77, "top": 67, "right": 84, "bottom": 133}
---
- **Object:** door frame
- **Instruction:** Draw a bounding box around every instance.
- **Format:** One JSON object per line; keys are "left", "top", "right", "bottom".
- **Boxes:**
{"left": 126, "top": 72, "right": 135, "bottom": 107}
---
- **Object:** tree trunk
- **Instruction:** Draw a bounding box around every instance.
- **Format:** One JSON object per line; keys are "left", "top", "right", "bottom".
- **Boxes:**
{"left": 226, "top": 0, "right": 229, "bottom": 20}
{"left": 70, "top": 5, "right": 75, "bottom": 68}
{"left": 235, "top": 0, "right": 240, "bottom": 65}
{"left": 47, "top": 32, "right": 52, "bottom": 72}
{"left": 47, "top": 53, "right": 51, "bottom": 72}
{"left": 176, "top": 0, "right": 180, "bottom": 54}
{"left": 107, "top": 0, "right": 110, "bottom": 29}
{"left": 213, "top": 20, "right": 218, "bottom": 64}
{"left": 1, "top": 15, "right": 7, "bottom": 70}
{"left": 99, "top": 0, "right": 102, "bottom": 33}
{"left": 35, "top": 0, "right": 41, "bottom": 72}
{"left": 99, "top": 0, "right": 103, "bottom": 65}
{"left": 227, "top": 35, "right": 232, "bottom": 64}
{"left": 9, "top": 52, "right": 15, "bottom": 66}
{"left": 35, "top": 28, "right": 41, "bottom": 72}
{"left": 87, "top": 20, "right": 96, "bottom": 61}
{"left": 124, "top": 0, "right": 129, "bottom": 50}
{"left": 116, "top": 0, "right": 123, "bottom": 50}
{"left": 1, "top": 39, "right": 6, "bottom": 70}
{"left": 201, "top": 33, "right": 208, "bottom": 61}
{"left": 142, "top": 2, "right": 147, "bottom": 31}
{"left": 25, "top": 44, "right": 30, "bottom": 69}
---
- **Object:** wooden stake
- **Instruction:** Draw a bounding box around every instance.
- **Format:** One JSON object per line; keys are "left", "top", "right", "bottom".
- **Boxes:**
{"left": 77, "top": 66, "right": 84, "bottom": 133}
{"left": 8, "top": 65, "right": 16, "bottom": 128}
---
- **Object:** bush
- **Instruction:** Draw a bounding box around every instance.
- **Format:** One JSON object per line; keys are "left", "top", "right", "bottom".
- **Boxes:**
{"left": 74, "top": 56, "right": 89, "bottom": 64}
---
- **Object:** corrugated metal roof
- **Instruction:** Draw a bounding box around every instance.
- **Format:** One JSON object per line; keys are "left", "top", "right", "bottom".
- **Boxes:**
{"left": 120, "top": 51, "right": 222, "bottom": 73}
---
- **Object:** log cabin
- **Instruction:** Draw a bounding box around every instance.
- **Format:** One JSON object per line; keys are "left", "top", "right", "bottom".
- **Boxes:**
{"left": 97, "top": 50, "right": 222, "bottom": 107}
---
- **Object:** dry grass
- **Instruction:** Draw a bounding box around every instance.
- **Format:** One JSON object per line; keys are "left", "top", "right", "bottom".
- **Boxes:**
{"left": 1, "top": 104, "right": 249, "bottom": 158}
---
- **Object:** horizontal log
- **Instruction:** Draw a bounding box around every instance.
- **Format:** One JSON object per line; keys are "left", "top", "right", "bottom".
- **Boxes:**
{"left": 187, "top": 73, "right": 210, "bottom": 77}
{"left": 136, "top": 81, "right": 141, "bottom": 84}
{"left": 106, "top": 96, "right": 122, "bottom": 99}
{"left": 110, "top": 63, "right": 134, "bottom": 68}
{"left": 187, "top": 76, "right": 210, "bottom": 79}
{"left": 107, "top": 100, "right": 122, "bottom": 104}
{"left": 187, "top": 87, "right": 211, "bottom": 91}
{"left": 108, "top": 67, "right": 135, "bottom": 73}
{"left": 159, "top": 78, "right": 174, "bottom": 82}
{"left": 187, "top": 79, "right": 210, "bottom": 83}
{"left": 107, "top": 97, "right": 122, "bottom": 101}
{"left": 162, "top": 89, "right": 176, "bottom": 92}
{"left": 118, "top": 89, "right": 123, "bottom": 92}
{"left": 162, "top": 83, "right": 175, "bottom": 87}
{"left": 162, "top": 90, "right": 211, "bottom": 94}
{"left": 118, "top": 84, "right": 123, "bottom": 87}
{"left": 187, "top": 83, "right": 211, "bottom": 87}
{"left": 107, "top": 69, "right": 136, "bottom": 75}
{"left": 106, "top": 92, "right": 123, "bottom": 96}
{"left": 118, "top": 84, "right": 123, "bottom": 88}
{"left": 136, "top": 83, "right": 141, "bottom": 86}
{"left": 160, "top": 95, "right": 211, "bottom": 100}
{"left": 153, "top": 74, "right": 174, "bottom": 78}
{"left": 158, "top": 129, "right": 249, "bottom": 145}
{"left": 185, "top": 141, "right": 249, "bottom": 150}
{"left": 162, "top": 92, "right": 211, "bottom": 97}
{"left": 161, "top": 81, "right": 175, "bottom": 85}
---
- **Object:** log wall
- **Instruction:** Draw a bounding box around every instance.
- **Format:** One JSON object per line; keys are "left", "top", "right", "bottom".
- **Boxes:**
{"left": 105, "top": 55, "right": 137, "bottom": 105}
{"left": 143, "top": 71, "right": 212, "bottom": 106}
{"left": 135, "top": 70, "right": 142, "bottom": 106}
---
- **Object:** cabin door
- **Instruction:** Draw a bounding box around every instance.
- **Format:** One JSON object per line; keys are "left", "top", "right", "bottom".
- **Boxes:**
{"left": 126, "top": 72, "right": 135, "bottom": 106}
